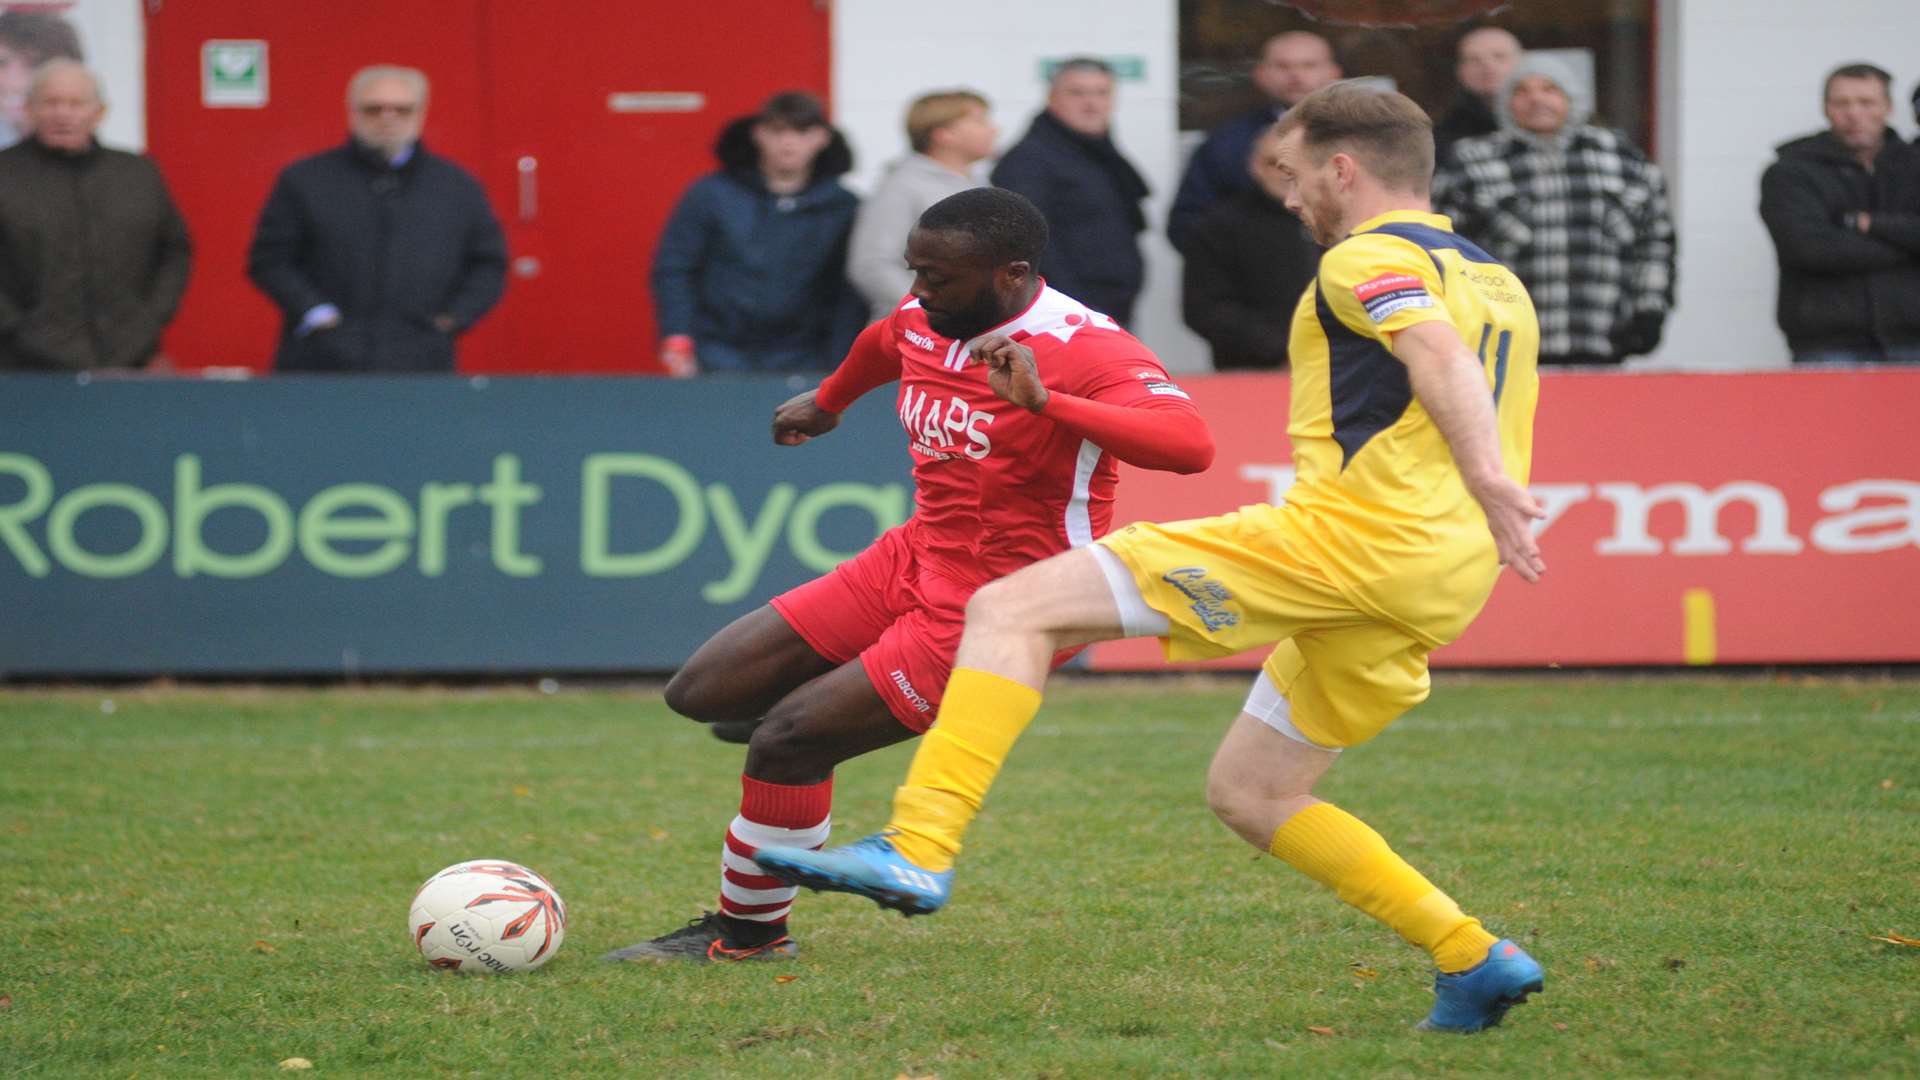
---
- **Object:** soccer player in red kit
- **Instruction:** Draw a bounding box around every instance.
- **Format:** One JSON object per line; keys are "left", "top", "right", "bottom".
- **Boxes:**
{"left": 605, "top": 187, "right": 1215, "bottom": 963}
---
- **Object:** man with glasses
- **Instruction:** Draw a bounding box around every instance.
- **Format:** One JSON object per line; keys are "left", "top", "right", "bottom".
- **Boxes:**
{"left": 248, "top": 65, "right": 506, "bottom": 372}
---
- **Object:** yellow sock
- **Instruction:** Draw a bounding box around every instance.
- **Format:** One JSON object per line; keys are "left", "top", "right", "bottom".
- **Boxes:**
{"left": 1268, "top": 802, "right": 1498, "bottom": 973}
{"left": 885, "top": 668, "right": 1042, "bottom": 871}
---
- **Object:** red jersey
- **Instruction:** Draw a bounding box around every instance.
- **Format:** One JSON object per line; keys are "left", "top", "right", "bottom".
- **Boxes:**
{"left": 816, "top": 285, "right": 1211, "bottom": 589}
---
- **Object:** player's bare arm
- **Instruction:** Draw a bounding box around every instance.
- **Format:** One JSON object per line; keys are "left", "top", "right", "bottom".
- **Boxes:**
{"left": 771, "top": 389, "right": 841, "bottom": 446}
{"left": 971, "top": 334, "right": 1048, "bottom": 411}
{"left": 1392, "top": 320, "right": 1547, "bottom": 583}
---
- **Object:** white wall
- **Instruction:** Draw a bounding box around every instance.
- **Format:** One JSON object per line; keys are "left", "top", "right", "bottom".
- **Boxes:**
{"left": 1650, "top": 0, "right": 1919, "bottom": 370}
{"left": 65, "top": 0, "right": 143, "bottom": 149}
{"left": 831, "top": 0, "right": 1212, "bottom": 371}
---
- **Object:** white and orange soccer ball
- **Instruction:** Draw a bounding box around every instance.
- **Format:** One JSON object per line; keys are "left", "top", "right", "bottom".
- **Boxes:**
{"left": 409, "top": 859, "right": 568, "bottom": 973}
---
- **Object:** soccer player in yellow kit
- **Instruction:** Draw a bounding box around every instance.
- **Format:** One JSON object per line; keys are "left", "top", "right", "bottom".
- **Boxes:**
{"left": 758, "top": 83, "right": 1549, "bottom": 1033}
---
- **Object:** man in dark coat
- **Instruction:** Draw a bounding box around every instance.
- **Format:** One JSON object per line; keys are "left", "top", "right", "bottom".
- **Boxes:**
{"left": 248, "top": 64, "right": 506, "bottom": 373}
{"left": 1760, "top": 63, "right": 1920, "bottom": 364}
{"left": 1167, "top": 32, "right": 1339, "bottom": 254}
{"left": 992, "top": 58, "right": 1151, "bottom": 326}
{"left": 651, "top": 91, "right": 864, "bottom": 374}
{"left": 1181, "top": 127, "right": 1320, "bottom": 370}
{"left": 1431, "top": 27, "right": 1521, "bottom": 165}
{"left": 0, "top": 61, "right": 191, "bottom": 371}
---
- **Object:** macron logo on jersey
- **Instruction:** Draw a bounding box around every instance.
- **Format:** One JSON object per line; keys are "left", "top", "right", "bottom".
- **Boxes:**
{"left": 1353, "top": 272, "right": 1434, "bottom": 323}
{"left": 903, "top": 328, "right": 939, "bottom": 352}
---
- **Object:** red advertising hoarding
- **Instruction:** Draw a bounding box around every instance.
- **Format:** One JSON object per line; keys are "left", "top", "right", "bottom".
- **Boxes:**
{"left": 1086, "top": 369, "right": 1920, "bottom": 670}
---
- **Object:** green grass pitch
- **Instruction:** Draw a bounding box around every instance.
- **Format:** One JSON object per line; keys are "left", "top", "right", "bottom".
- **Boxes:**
{"left": 3, "top": 676, "right": 1916, "bottom": 1077}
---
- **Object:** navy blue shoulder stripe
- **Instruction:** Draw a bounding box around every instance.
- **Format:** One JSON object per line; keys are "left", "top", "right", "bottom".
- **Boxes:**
{"left": 1313, "top": 283, "right": 1413, "bottom": 470}
{"left": 1364, "top": 221, "right": 1502, "bottom": 274}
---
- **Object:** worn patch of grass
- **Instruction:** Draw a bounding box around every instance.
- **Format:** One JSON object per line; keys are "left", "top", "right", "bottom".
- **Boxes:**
{"left": 2, "top": 677, "right": 1915, "bottom": 1077}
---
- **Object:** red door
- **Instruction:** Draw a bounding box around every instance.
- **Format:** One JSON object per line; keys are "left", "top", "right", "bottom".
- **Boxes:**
{"left": 473, "top": 1, "right": 831, "bottom": 373}
{"left": 144, "top": 1, "right": 830, "bottom": 375}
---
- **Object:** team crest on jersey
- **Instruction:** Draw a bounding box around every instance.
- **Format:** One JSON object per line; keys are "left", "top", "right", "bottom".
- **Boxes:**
{"left": 1161, "top": 566, "right": 1238, "bottom": 632}
{"left": 1353, "top": 272, "right": 1434, "bottom": 323}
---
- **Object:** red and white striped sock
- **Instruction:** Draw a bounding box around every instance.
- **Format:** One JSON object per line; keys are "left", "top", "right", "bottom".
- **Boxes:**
{"left": 719, "top": 774, "right": 832, "bottom": 929}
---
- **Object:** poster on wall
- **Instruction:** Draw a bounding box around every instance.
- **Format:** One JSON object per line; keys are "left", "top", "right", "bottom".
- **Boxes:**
{"left": 0, "top": 0, "right": 82, "bottom": 150}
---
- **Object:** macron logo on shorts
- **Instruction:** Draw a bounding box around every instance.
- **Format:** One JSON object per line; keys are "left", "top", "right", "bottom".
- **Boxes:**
{"left": 890, "top": 669, "right": 933, "bottom": 713}
{"left": 1353, "top": 272, "right": 1434, "bottom": 323}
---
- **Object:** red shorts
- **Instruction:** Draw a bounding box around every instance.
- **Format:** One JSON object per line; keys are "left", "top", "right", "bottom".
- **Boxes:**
{"left": 769, "top": 525, "right": 969, "bottom": 732}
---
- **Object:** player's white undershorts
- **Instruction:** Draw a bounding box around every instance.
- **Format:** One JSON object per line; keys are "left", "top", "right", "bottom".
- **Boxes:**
{"left": 1089, "top": 543, "right": 1170, "bottom": 639}
{"left": 1091, "top": 541, "right": 1338, "bottom": 752}
{"left": 1240, "top": 669, "right": 1342, "bottom": 752}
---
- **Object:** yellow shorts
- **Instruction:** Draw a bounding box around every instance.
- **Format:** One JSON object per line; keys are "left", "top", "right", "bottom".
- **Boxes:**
{"left": 1096, "top": 506, "right": 1432, "bottom": 749}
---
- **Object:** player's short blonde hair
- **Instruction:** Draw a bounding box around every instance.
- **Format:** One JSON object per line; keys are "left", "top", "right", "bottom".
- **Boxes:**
{"left": 1273, "top": 80, "right": 1434, "bottom": 194}
{"left": 905, "top": 90, "right": 988, "bottom": 154}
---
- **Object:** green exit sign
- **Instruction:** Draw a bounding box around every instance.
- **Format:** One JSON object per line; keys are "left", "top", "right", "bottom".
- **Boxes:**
{"left": 1040, "top": 55, "right": 1146, "bottom": 82}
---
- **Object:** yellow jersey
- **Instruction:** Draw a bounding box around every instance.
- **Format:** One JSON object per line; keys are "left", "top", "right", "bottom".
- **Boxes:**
{"left": 1281, "top": 209, "right": 1540, "bottom": 645}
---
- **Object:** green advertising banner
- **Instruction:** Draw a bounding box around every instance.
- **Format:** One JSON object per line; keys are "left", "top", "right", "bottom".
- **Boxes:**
{"left": 0, "top": 376, "right": 911, "bottom": 675}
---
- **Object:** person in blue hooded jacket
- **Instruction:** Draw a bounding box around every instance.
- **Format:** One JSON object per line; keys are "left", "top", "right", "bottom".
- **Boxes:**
{"left": 651, "top": 92, "right": 865, "bottom": 375}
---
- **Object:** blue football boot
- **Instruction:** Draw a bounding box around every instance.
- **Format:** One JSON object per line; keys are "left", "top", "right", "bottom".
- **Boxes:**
{"left": 1416, "top": 939, "right": 1545, "bottom": 1033}
{"left": 753, "top": 833, "right": 953, "bottom": 917}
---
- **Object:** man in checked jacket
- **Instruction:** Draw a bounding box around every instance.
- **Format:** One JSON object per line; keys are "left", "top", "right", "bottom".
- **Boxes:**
{"left": 1434, "top": 53, "right": 1676, "bottom": 366}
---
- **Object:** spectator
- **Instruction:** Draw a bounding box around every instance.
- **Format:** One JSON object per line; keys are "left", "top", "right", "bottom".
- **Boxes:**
{"left": 0, "top": 9, "right": 82, "bottom": 150}
{"left": 1435, "top": 52, "right": 1676, "bottom": 366}
{"left": 0, "top": 61, "right": 191, "bottom": 371}
{"left": 652, "top": 91, "right": 864, "bottom": 375}
{"left": 1168, "top": 31, "right": 1340, "bottom": 252}
{"left": 1180, "top": 126, "right": 1320, "bottom": 370}
{"left": 847, "top": 89, "right": 996, "bottom": 320}
{"left": 1759, "top": 63, "right": 1920, "bottom": 364}
{"left": 248, "top": 65, "right": 505, "bottom": 373}
{"left": 992, "top": 58, "right": 1150, "bottom": 325}
{"left": 1432, "top": 26, "right": 1521, "bottom": 164}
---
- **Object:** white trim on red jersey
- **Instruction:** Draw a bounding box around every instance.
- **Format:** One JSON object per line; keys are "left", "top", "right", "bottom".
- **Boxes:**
{"left": 1065, "top": 438, "right": 1103, "bottom": 548}
{"left": 954, "top": 285, "right": 1120, "bottom": 370}
{"left": 892, "top": 285, "right": 1120, "bottom": 372}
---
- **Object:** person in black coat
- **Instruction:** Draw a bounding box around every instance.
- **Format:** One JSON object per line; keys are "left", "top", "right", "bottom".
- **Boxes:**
{"left": 248, "top": 65, "right": 506, "bottom": 373}
{"left": 990, "top": 58, "right": 1150, "bottom": 326}
{"left": 1431, "top": 27, "right": 1521, "bottom": 165}
{"left": 1759, "top": 63, "right": 1920, "bottom": 364}
{"left": 1181, "top": 127, "right": 1320, "bottom": 370}
{"left": 1167, "top": 31, "right": 1340, "bottom": 254}
{"left": 0, "top": 62, "right": 191, "bottom": 370}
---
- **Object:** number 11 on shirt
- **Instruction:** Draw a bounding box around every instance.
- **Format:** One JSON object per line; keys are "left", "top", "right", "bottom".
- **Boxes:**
{"left": 1477, "top": 323, "right": 1513, "bottom": 405}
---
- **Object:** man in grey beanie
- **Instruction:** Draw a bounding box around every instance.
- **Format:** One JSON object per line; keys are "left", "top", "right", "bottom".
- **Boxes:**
{"left": 1433, "top": 52, "right": 1676, "bottom": 365}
